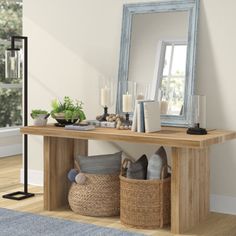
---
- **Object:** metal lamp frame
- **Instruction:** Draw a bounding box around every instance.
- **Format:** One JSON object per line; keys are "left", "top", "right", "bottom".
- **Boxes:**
{"left": 2, "top": 36, "right": 34, "bottom": 200}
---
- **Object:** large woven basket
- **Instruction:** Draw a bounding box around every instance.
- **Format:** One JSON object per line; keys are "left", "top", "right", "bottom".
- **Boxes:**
{"left": 120, "top": 170, "right": 171, "bottom": 229}
{"left": 68, "top": 173, "right": 120, "bottom": 217}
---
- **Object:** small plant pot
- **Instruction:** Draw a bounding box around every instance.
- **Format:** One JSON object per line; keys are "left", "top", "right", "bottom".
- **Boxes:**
{"left": 53, "top": 113, "right": 79, "bottom": 126}
{"left": 55, "top": 118, "right": 78, "bottom": 126}
{"left": 32, "top": 114, "right": 49, "bottom": 126}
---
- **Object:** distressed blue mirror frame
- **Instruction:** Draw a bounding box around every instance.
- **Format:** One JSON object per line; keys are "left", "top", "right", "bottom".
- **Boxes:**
{"left": 116, "top": 0, "right": 199, "bottom": 127}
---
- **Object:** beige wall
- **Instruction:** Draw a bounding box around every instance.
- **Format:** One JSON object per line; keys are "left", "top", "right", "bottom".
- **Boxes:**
{"left": 196, "top": 0, "right": 236, "bottom": 197}
{"left": 24, "top": 0, "right": 236, "bottom": 198}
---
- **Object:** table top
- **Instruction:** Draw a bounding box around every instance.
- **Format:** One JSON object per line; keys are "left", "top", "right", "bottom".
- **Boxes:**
{"left": 20, "top": 124, "right": 236, "bottom": 149}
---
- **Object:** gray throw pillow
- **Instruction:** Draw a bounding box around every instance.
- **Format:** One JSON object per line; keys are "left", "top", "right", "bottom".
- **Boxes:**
{"left": 126, "top": 154, "right": 148, "bottom": 180}
{"left": 147, "top": 146, "right": 168, "bottom": 180}
{"left": 75, "top": 151, "right": 122, "bottom": 175}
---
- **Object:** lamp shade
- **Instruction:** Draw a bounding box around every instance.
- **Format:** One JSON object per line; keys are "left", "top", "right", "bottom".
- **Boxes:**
{"left": 5, "top": 48, "right": 21, "bottom": 79}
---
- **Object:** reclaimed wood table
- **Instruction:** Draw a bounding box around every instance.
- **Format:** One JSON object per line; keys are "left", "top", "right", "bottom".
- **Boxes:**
{"left": 21, "top": 125, "right": 236, "bottom": 234}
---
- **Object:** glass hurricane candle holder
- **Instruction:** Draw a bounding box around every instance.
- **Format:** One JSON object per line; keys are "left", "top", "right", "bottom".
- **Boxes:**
{"left": 98, "top": 76, "right": 115, "bottom": 121}
{"left": 187, "top": 95, "right": 207, "bottom": 135}
{"left": 118, "top": 81, "right": 136, "bottom": 125}
{"left": 136, "top": 82, "right": 151, "bottom": 100}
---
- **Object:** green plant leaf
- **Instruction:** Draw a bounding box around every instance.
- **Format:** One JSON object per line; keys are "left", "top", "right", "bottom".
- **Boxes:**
{"left": 31, "top": 109, "right": 48, "bottom": 119}
{"left": 50, "top": 96, "right": 86, "bottom": 121}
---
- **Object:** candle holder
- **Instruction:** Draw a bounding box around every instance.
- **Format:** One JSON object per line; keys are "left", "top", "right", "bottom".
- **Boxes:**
{"left": 124, "top": 112, "right": 131, "bottom": 126}
{"left": 136, "top": 82, "right": 151, "bottom": 100}
{"left": 117, "top": 81, "right": 136, "bottom": 125}
{"left": 187, "top": 95, "right": 207, "bottom": 135}
{"left": 98, "top": 106, "right": 109, "bottom": 122}
{"left": 98, "top": 76, "right": 115, "bottom": 121}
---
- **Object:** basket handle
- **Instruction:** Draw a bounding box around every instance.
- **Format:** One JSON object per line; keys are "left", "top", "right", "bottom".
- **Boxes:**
{"left": 122, "top": 159, "right": 129, "bottom": 169}
{"left": 160, "top": 164, "right": 171, "bottom": 180}
{"left": 121, "top": 158, "right": 129, "bottom": 176}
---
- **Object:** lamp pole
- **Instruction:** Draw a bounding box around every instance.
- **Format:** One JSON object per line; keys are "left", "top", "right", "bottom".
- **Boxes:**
{"left": 3, "top": 36, "right": 34, "bottom": 200}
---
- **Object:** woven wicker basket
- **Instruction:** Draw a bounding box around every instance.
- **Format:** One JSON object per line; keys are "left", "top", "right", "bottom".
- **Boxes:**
{"left": 120, "top": 168, "right": 171, "bottom": 229}
{"left": 68, "top": 173, "right": 120, "bottom": 217}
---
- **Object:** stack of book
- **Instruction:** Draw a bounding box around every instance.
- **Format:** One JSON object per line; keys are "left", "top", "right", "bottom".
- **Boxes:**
{"left": 65, "top": 124, "right": 96, "bottom": 131}
{"left": 132, "top": 100, "right": 161, "bottom": 133}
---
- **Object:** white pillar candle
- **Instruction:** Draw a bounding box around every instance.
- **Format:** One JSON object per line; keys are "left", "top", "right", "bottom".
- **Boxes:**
{"left": 160, "top": 101, "right": 168, "bottom": 114}
{"left": 123, "top": 92, "right": 132, "bottom": 112}
{"left": 100, "top": 86, "right": 110, "bottom": 107}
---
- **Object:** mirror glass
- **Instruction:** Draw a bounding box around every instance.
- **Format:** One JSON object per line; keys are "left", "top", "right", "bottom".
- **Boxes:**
{"left": 129, "top": 12, "right": 189, "bottom": 116}
{"left": 117, "top": 0, "right": 199, "bottom": 126}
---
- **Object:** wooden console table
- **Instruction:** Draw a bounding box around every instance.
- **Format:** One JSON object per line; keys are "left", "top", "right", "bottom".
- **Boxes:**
{"left": 20, "top": 125, "right": 236, "bottom": 234}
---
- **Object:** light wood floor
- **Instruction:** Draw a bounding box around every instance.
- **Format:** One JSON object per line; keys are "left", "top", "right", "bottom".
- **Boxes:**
{"left": 0, "top": 155, "right": 236, "bottom": 236}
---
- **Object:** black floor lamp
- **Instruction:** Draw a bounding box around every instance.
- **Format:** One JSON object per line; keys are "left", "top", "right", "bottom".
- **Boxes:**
{"left": 2, "top": 36, "right": 34, "bottom": 200}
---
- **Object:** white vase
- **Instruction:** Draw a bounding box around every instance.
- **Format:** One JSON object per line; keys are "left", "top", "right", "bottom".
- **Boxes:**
{"left": 33, "top": 114, "right": 48, "bottom": 126}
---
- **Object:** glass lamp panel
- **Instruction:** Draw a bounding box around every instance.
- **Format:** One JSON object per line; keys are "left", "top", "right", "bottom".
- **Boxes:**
{"left": 5, "top": 49, "right": 21, "bottom": 79}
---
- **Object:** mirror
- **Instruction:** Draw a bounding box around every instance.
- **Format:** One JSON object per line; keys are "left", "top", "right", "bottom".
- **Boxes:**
{"left": 117, "top": 0, "right": 199, "bottom": 127}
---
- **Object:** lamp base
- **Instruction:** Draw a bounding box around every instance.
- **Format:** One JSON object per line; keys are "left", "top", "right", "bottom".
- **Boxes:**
{"left": 2, "top": 191, "right": 35, "bottom": 201}
{"left": 187, "top": 127, "right": 207, "bottom": 135}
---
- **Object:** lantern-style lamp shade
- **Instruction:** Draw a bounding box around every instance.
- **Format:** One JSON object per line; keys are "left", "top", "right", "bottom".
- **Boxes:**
{"left": 5, "top": 48, "right": 21, "bottom": 79}
{"left": 188, "top": 95, "right": 206, "bottom": 129}
{"left": 186, "top": 95, "right": 207, "bottom": 135}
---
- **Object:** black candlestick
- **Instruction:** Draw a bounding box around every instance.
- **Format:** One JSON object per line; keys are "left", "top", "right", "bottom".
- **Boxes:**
{"left": 123, "top": 112, "right": 131, "bottom": 126}
{"left": 98, "top": 106, "right": 109, "bottom": 121}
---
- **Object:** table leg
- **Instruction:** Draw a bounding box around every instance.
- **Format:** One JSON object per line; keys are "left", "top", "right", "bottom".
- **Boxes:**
{"left": 171, "top": 147, "right": 210, "bottom": 234}
{"left": 44, "top": 137, "right": 88, "bottom": 210}
{"left": 74, "top": 139, "right": 88, "bottom": 157}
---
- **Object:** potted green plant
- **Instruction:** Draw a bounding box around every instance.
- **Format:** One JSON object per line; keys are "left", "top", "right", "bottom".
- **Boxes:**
{"left": 31, "top": 109, "right": 50, "bottom": 126}
{"left": 51, "top": 96, "right": 86, "bottom": 126}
